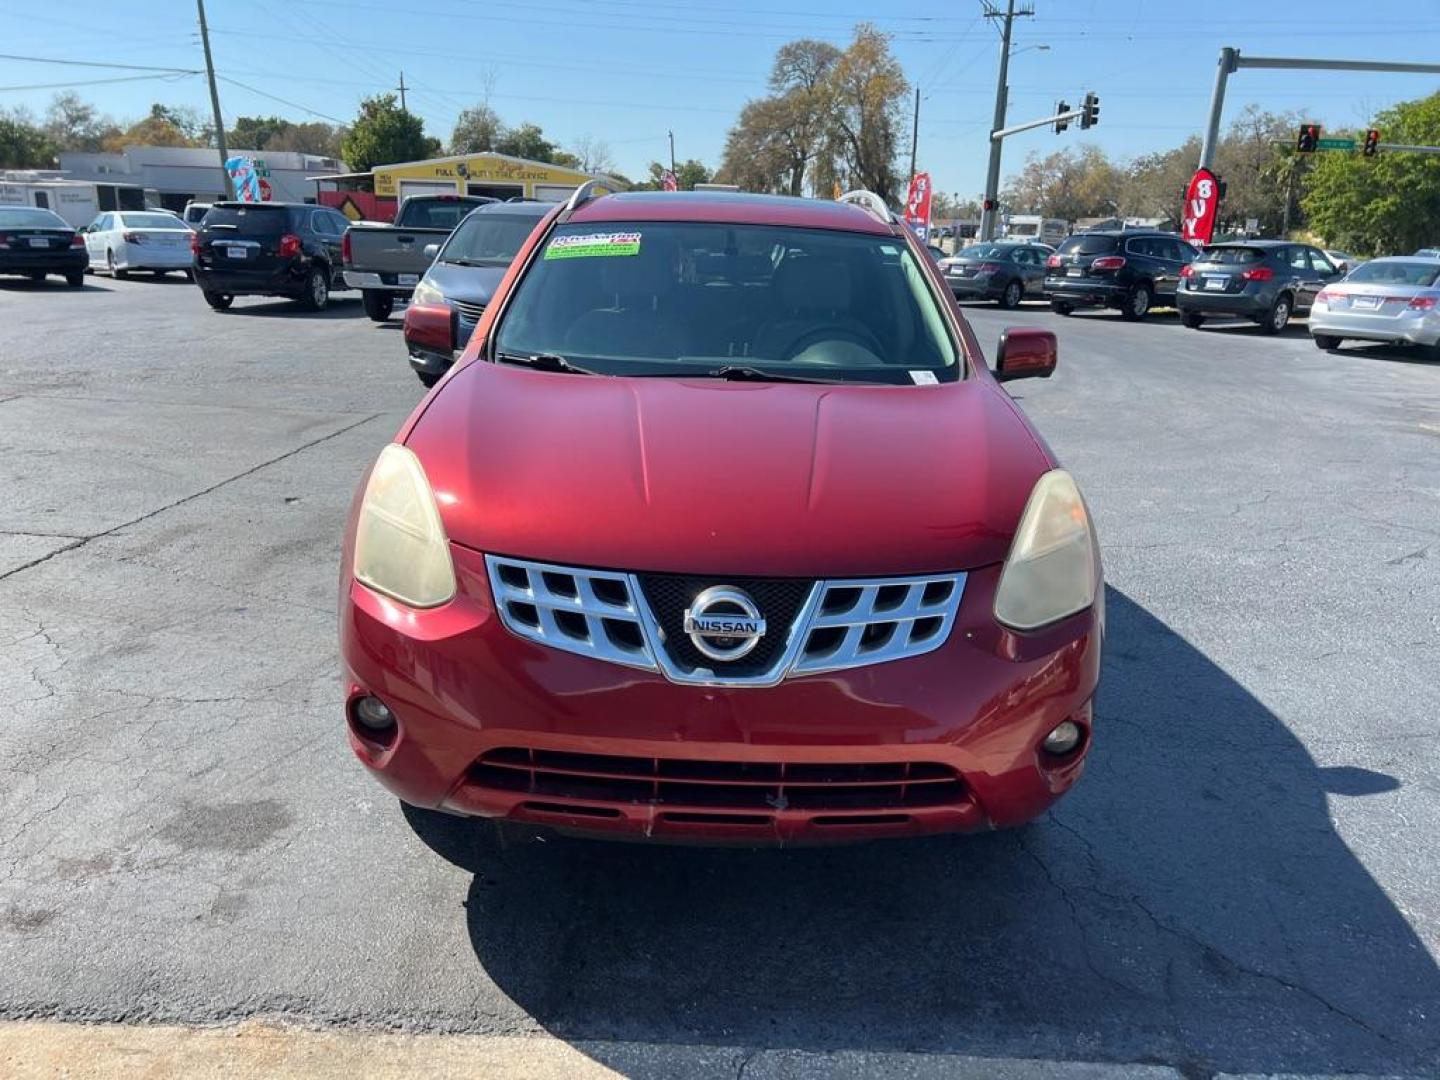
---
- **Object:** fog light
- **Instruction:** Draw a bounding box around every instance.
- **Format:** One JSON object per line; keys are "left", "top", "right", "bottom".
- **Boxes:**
{"left": 1042, "top": 720, "right": 1082, "bottom": 755}
{"left": 353, "top": 695, "right": 396, "bottom": 732}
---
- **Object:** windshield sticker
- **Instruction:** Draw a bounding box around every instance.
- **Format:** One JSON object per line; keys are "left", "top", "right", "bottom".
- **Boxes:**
{"left": 880, "top": 245, "right": 898, "bottom": 255}
{"left": 545, "top": 231, "right": 642, "bottom": 259}
{"left": 910, "top": 370, "right": 939, "bottom": 385}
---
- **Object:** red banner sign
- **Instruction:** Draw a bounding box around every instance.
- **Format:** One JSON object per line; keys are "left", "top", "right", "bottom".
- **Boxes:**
{"left": 903, "top": 172, "right": 932, "bottom": 241}
{"left": 1181, "top": 167, "right": 1220, "bottom": 247}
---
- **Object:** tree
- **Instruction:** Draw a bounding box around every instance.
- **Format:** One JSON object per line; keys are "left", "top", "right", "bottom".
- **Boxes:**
{"left": 0, "top": 108, "right": 57, "bottom": 168}
{"left": 44, "top": 92, "right": 119, "bottom": 153}
{"left": 826, "top": 25, "right": 908, "bottom": 202}
{"left": 717, "top": 96, "right": 808, "bottom": 194}
{"left": 493, "top": 122, "right": 556, "bottom": 162}
{"left": 227, "top": 115, "right": 292, "bottom": 151}
{"left": 633, "top": 159, "right": 712, "bottom": 190}
{"left": 340, "top": 94, "right": 440, "bottom": 172}
{"left": 263, "top": 122, "right": 345, "bottom": 158}
{"left": 1001, "top": 146, "right": 1122, "bottom": 220}
{"left": 1120, "top": 137, "right": 1201, "bottom": 219}
{"left": 1303, "top": 92, "right": 1440, "bottom": 255}
{"left": 104, "top": 104, "right": 207, "bottom": 151}
{"left": 450, "top": 105, "right": 503, "bottom": 154}
{"left": 569, "top": 134, "right": 615, "bottom": 175}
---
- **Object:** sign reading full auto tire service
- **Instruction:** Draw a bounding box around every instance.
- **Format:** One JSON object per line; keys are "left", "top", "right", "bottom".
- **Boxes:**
{"left": 1181, "top": 167, "right": 1221, "bottom": 247}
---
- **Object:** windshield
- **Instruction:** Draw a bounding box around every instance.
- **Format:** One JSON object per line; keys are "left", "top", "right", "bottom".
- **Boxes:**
{"left": 0, "top": 208, "right": 68, "bottom": 229}
{"left": 119, "top": 212, "right": 185, "bottom": 229}
{"left": 1057, "top": 234, "right": 1119, "bottom": 255}
{"left": 441, "top": 213, "right": 538, "bottom": 266}
{"left": 1200, "top": 246, "right": 1265, "bottom": 265}
{"left": 494, "top": 221, "right": 959, "bottom": 384}
{"left": 1346, "top": 260, "right": 1440, "bottom": 287}
{"left": 1008, "top": 223, "right": 1039, "bottom": 237}
{"left": 958, "top": 243, "right": 1009, "bottom": 260}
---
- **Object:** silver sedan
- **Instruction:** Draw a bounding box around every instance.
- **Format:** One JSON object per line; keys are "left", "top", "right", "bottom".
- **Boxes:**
{"left": 1309, "top": 257, "right": 1440, "bottom": 359}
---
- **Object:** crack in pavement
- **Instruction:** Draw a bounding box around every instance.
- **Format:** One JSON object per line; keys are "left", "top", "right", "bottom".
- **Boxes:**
{"left": 0, "top": 412, "right": 381, "bottom": 583}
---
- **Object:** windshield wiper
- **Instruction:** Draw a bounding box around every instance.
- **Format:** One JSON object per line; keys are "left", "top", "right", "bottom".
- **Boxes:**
{"left": 446, "top": 257, "right": 499, "bottom": 267}
{"left": 704, "top": 365, "right": 832, "bottom": 384}
{"left": 494, "top": 351, "right": 598, "bottom": 375}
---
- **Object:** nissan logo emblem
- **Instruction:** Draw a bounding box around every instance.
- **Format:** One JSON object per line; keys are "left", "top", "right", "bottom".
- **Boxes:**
{"left": 683, "top": 586, "right": 766, "bottom": 662}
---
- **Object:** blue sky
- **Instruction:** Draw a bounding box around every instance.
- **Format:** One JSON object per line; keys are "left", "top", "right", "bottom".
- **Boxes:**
{"left": 3, "top": 0, "right": 1438, "bottom": 198}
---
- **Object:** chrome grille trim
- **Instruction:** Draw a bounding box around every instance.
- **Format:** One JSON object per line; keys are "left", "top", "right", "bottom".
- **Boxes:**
{"left": 451, "top": 299, "right": 485, "bottom": 321}
{"left": 485, "top": 556, "right": 656, "bottom": 671}
{"left": 791, "top": 575, "right": 966, "bottom": 675}
{"left": 484, "top": 557, "right": 966, "bottom": 685}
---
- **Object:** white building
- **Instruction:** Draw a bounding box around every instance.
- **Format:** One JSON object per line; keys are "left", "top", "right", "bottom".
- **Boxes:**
{"left": 58, "top": 146, "right": 346, "bottom": 212}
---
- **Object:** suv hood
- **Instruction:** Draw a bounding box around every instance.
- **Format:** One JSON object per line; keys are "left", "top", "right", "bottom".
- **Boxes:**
{"left": 405, "top": 361, "right": 1053, "bottom": 577}
{"left": 426, "top": 260, "right": 508, "bottom": 305}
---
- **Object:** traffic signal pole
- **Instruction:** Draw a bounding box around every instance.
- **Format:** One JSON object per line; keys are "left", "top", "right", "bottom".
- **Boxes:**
{"left": 1198, "top": 49, "right": 1440, "bottom": 169}
{"left": 979, "top": 0, "right": 1031, "bottom": 241}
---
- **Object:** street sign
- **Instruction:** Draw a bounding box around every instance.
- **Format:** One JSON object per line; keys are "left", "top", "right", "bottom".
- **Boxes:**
{"left": 1317, "top": 138, "right": 1355, "bottom": 150}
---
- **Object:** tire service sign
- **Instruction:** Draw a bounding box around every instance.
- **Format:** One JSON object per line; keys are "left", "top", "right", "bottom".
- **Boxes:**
{"left": 1181, "top": 168, "right": 1221, "bottom": 247}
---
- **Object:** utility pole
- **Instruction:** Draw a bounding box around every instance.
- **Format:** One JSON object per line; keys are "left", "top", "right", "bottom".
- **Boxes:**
{"left": 397, "top": 71, "right": 408, "bottom": 112}
{"left": 668, "top": 130, "right": 677, "bottom": 175}
{"left": 909, "top": 86, "right": 920, "bottom": 180}
{"left": 980, "top": 0, "right": 1032, "bottom": 241}
{"left": 195, "top": 0, "right": 234, "bottom": 200}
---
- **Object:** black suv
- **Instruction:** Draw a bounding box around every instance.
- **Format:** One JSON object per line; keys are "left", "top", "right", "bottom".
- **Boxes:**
{"left": 1044, "top": 230, "right": 1196, "bottom": 320}
{"left": 1176, "top": 241, "right": 1341, "bottom": 333}
{"left": 192, "top": 202, "right": 351, "bottom": 312}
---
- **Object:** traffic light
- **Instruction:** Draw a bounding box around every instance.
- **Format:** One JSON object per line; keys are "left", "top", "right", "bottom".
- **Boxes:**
{"left": 1055, "top": 101, "right": 1070, "bottom": 134}
{"left": 1297, "top": 123, "right": 1321, "bottom": 153}
{"left": 1079, "top": 91, "right": 1099, "bottom": 130}
{"left": 1363, "top": 128, "right": 1381, "bottom": 157}
{"left": 983, "top": 199, "right": 996, "bottom": 211}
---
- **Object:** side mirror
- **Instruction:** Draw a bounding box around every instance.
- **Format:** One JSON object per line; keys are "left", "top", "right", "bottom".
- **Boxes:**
{"left": 995, "top": 328, "right": 1057, "bottom": 383}
{"left": 423, "top": 243, "right": 440, "bottom": 260}
{"left": 403, "top": 302, "right": 455, "bottom": 357}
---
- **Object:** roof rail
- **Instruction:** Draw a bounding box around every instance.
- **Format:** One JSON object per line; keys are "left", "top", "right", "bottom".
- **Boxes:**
{"left": 837, "top": 189, "right": 895, "bottom": 225}
{"left": 564, "top": 179, "right": 606, "bottom": 214}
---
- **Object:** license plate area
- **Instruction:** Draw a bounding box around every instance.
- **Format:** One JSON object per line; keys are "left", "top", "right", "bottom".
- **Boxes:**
{"left": 398, "top": 273, "right": 419, "bottom": 286}
{"left": 1204, "top": 276, "right": 1227, "bottom": 291}
{"left": 1353, "top": 296, "right": 1380, "bottom": 310}
{"left": 1066, "top": 267, "right": 1083, "bottom": 277}
{"left": 226, "top": 246, "right": 248, "bottom": 260}
{"left": 27, "top": 238, "right": 49, "bottom": 248}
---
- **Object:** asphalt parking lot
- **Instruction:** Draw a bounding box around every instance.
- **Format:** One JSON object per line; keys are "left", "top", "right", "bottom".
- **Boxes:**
{"left": 2, "top": 275, "right": 1438, "bottom": 1077}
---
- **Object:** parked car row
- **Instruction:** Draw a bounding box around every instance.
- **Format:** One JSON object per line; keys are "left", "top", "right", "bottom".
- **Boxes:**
{"left": 938, "top": 227, "right": 1440, "bottom": 358}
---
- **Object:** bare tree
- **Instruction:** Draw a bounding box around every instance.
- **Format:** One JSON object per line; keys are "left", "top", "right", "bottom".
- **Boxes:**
{"left": 571, "top": 134, "right": 615, "bottom": 175}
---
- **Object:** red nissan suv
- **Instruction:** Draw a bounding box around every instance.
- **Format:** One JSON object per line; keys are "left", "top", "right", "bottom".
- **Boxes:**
{"left": 339, "top": 187, "right": 1103, "bottom": 844}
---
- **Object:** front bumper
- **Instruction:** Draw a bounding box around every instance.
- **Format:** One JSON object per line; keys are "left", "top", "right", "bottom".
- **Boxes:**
{"left": 0, "top": 248, "right": 86, "bottom": 275}
{"left": 340, "top": 545, "right": 1102, "bottom": 843}
{"left": 1044, "top": 277, "right": 1125, "bottom": 306}
{"left": 1309, "top": 306, "right": 1440, "bottom": 346}
{"left": 1175, "top": 284, "right": 1274, "bottom": 317}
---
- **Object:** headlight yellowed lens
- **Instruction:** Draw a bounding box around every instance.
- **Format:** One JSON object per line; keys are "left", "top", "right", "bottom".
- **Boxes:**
{"left": 994, "top": 469, "right": 1098, "bottom": 631}
{"left": 353, "top": 444, "right": 456, "bottom": 608}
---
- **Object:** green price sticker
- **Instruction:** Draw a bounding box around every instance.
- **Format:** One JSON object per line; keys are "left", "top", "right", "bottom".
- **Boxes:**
{"left": 545, "top": 232, "right": 642, "bottom": 259}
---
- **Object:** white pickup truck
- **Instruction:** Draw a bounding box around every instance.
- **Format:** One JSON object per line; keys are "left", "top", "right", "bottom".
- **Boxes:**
{"left": 341, "top": 194, "right": 494, "bottom": 321}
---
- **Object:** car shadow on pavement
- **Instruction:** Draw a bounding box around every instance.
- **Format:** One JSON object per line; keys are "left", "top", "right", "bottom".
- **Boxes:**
{"left": 0, "top": 280, "right": 111, "bottom": 293}
{"left": 215, "top": 297, "right": 362, "bottom": 319}
{"left": 405, "top": 586, "right": 1438, "bottom": 1077}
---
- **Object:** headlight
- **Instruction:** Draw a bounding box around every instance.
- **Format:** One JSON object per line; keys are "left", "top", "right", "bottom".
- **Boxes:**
{"left": 411, "top": 277, "right": 444, "bottom": 305}
{"left": 994, "top": 469, "right": 1099, "bottom": 631}
{"left": 353, "top": 444, "right": 456, "bottom": 608}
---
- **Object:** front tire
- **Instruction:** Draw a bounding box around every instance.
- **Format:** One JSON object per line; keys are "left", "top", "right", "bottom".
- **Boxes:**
{"left": 417, "top": 371, "right": 441, "bottom": 389}
{"left": 1313, "top": 334, "right": 1342, "bottom": 351}
{"left": 203, "top": 291, "right": 234, "bottom": 311}
{"left": 998, "top": 279, "right": 1023, "bottom": 309}
{"left": 362, "top": 290, "right": 394, "bottom": 322}
{"left": 1050, "top": 300, "right": 1074, "bottom": 316}
{"left": 1120, "top": 283, "right": 1152, "bottom": 321}
{"left": 300, "top": 265, "right": 329, "bottom": 311}
{"left": 1181, "top": 311, "right": 1204, "bottom": 329}
{"left": 1261, "top": 294, "right": 1291, "bottom": 335}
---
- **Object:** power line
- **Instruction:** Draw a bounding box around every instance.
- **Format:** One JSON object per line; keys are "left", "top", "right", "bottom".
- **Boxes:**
{"left": 0, "top": 53, "right": 200, "bottom": 74}
{"left": 0, "top": 73, "right": 195, "bottom": 93}
{"left": 216, "top": 76, "right": 348, "bottom": 125}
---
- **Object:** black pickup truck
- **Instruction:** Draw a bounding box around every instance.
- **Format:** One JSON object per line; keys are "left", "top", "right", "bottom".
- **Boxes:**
{"left": 341, "top": 194, "right": 494, "bottom": 321}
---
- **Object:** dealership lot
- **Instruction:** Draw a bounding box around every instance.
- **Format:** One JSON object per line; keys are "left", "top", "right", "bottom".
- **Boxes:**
{"left": 2, "top": 278, "right": 1438, "bottom": 1075}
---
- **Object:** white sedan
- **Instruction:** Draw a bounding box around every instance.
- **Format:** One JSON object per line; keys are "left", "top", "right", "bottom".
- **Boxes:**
{"left": 81, "top": 210, "right": 195, "bottom": 278}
